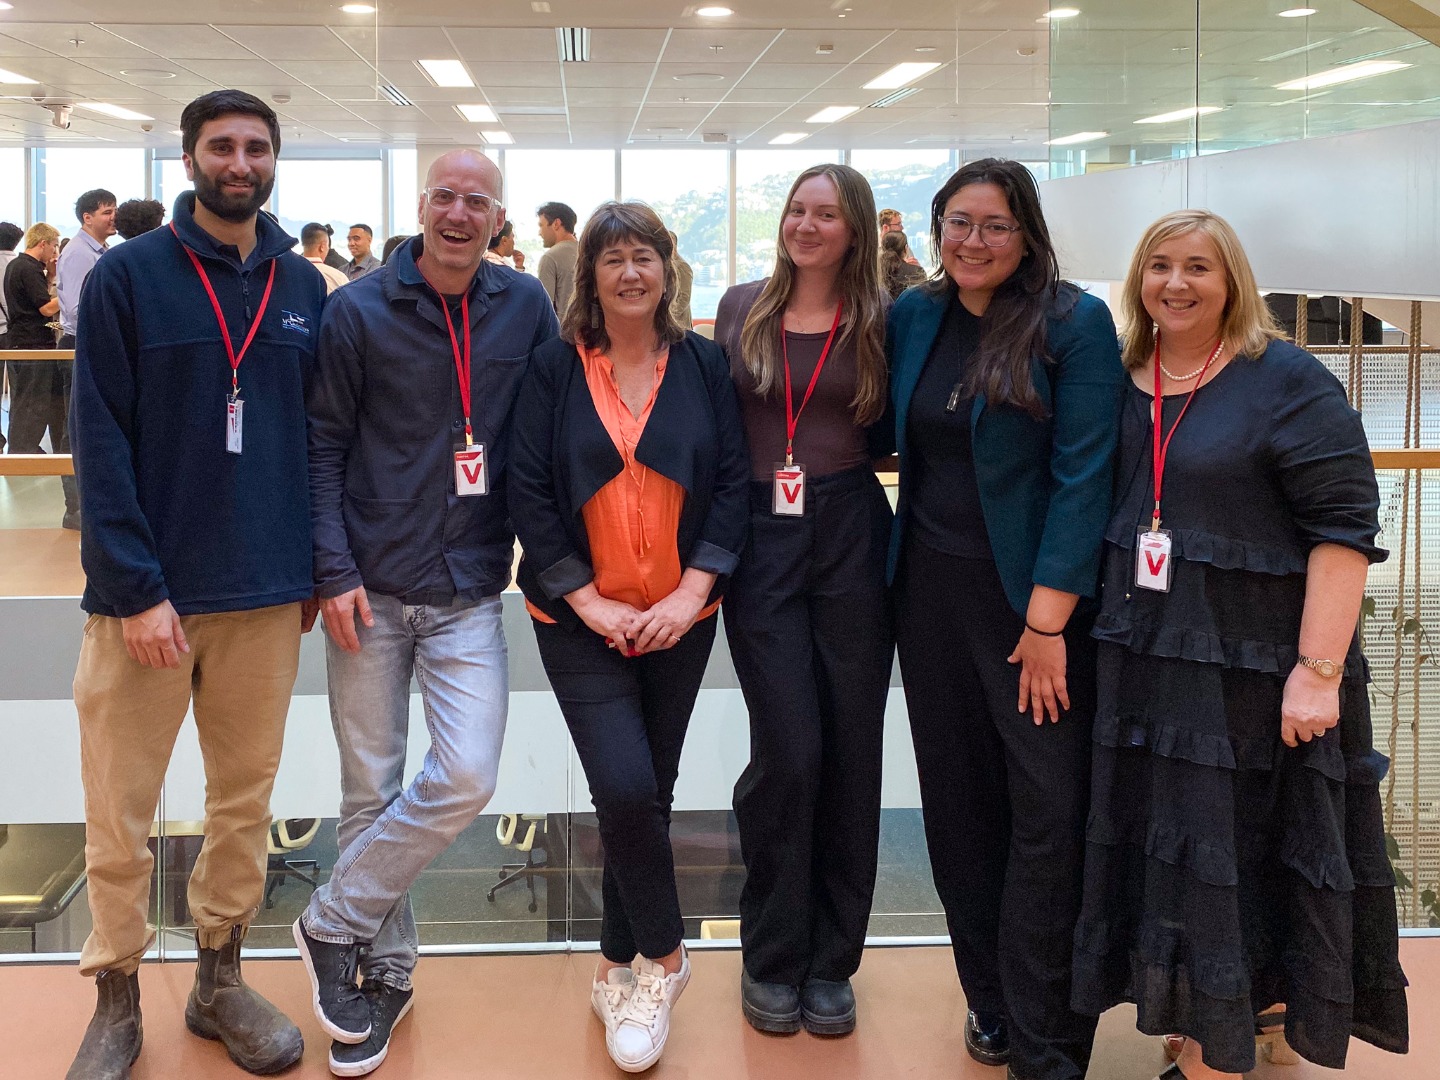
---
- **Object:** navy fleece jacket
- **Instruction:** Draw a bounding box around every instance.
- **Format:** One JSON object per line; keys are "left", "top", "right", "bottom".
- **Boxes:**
{"left": 71, "top": 192, "right": 325, "bottom": 617}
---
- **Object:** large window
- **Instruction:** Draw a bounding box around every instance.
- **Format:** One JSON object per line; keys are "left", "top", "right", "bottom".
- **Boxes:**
{"left": 155, "top": 158, "right": 191, "bottom": 219}
{"left": 734, "top": 150, "right": 841, "bottom": 285}
{"left": 850, "top": 149, "right": 955, "bottom": 273}
{"left": 502, "top": 149, "right": 616, "bottom": 269}
{"left": 0, "top": 148, "right": 24, "bottom": 228}
{"left": 389, "top": 148, "right": 418, "bottom": 241}
{"left": 621, "top": 149, "right": 729, "bottom": 320}
{"left": 37, "top": 148, "right": 146, "bottom": 233}
{"left": 274, "top": 159, "right": 385, "bottom": 255}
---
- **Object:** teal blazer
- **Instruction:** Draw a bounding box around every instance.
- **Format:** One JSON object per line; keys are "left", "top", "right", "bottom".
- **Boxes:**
{"left": 885, "top": 283, "right": 1125, "bottom": 615}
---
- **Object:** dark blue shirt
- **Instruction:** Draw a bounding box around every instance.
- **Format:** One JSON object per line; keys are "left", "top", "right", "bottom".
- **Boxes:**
{"left": 307, "top": 238, "right": 560, "bottom": 605}
{"left": 72, "top": 193, "right": 325, "bottom": 617}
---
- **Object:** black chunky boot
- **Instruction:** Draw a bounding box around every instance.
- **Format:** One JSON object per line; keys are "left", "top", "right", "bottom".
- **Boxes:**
{"left": 185, "top": 927, "right": 304, "bottom": 1074}
{"left": 66, "top": 969, "right": 142, "bottom": 1080}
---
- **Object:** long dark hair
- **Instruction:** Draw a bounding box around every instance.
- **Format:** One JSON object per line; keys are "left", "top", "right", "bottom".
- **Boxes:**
{"left": 928, "top": 158, "right": 1072, "bottom": 418}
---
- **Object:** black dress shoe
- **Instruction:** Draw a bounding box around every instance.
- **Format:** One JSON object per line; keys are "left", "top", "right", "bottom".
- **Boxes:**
{"left": 799, "top": 977, "right": 855, "bottom": 1036}
{"left": 740, "top": 968, "right": 801, "bottom": 1034}
{"left": 965, "top": 1009, "right": 1010, "bottom": 1066}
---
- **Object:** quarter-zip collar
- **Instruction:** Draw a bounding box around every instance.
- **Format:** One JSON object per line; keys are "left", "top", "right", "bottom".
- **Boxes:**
{"left": 169, "top": 190, "right": 298, "bottom": 273}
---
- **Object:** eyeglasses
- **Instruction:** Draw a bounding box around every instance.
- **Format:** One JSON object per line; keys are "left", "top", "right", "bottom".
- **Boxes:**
{"left": 424, "top": 187, "right": 502, "bottom": 215}
{"left": 941, "top": 216, "right": 1021, "bottom": 247}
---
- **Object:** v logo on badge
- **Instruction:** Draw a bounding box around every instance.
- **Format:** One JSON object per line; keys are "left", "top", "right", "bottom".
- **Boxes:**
{"left": 1144, "top": 550, "right": 1167, "bottom": 576}
{"left": 781, "top": 482, "right": 801, "bottom": 504}
{"left": 461, "top": 462, "right": 484, "bottom": 485}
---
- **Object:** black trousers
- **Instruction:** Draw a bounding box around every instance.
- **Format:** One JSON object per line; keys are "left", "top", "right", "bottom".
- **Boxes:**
{"left": 895, "top": 538, "right": 1098, "bottom": 1080}
{"left": 56, "top": 334, "right": 79, "bottom": 515}
{"left": 534, "top": 612, "right": 718, "bottom": 964}
{"left": 5, "top": 350, "right": 64, "bottom": 456}
{"left": 726, "top": 465, "right": 893, "bottom": 985}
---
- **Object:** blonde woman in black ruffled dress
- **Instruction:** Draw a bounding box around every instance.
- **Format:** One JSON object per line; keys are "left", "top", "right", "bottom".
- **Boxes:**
{"left": 1069, "top": 209, "right": 1409, "bottom": 1080}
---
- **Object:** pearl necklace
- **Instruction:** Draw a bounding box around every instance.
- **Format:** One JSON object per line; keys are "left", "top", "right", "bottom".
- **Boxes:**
{"left": 1159, "top": 339, "right": 1224, "bottom": 382}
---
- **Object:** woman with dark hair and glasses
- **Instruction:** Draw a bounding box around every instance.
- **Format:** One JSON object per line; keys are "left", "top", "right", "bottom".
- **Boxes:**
{"left": 509, "top": 200, "right": 749, "bottom": 1074}
{"left": 885, "top": 159, "right": 1124, "bottom": 1080}
{"left": 714, "top": 162, "right": 893, "bottom": 1037}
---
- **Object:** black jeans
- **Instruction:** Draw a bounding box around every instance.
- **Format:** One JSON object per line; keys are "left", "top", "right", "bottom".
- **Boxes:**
{"left": 726, "top": 465, "right": 893, "bottom": 985}
{"left": 5, "top": 349, "right": 63, "bottom": 456}
{"left": 56, "top": 333, "right": 78, "bottom": 515}
{"left": 534, "top": 612, "right": 718, "bottom": 964}
{"left": 895, "top": 538, "right": 1098, "bottom": 1080}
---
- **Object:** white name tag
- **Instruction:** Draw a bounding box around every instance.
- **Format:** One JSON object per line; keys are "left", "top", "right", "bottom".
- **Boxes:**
{"left": 225, "top": 396, "right": 243, "bottom": 455}
{"left": 1135, "top": 529, "right": 1173, "bottom": 592}
{"left": 772, "top": 463, "right": 805, "bottom": 517}
{"left": 454, "top": 445, "right": 488, "bottom": 496}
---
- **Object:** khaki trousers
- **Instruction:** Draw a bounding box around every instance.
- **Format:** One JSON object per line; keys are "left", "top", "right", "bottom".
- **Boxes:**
{"left": 73, "top": 604, "right": 301, "bottom": 977}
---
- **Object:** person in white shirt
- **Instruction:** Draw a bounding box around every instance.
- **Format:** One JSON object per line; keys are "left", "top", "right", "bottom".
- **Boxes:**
{"left": 302, "top": 222, "right": 350, "bottom": 294}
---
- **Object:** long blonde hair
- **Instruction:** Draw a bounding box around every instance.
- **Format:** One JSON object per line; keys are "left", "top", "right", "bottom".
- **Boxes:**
{"left": 738, "top": 163, "right": 888, "bottom": 426}
{"left": 1120, "top": 209, "right": 1284, "bottom": 370}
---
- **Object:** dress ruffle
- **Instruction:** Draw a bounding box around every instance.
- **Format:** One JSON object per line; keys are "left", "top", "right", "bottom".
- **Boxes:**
{"left": 1104, "top": 522, "right": 1308, "bottom": 577}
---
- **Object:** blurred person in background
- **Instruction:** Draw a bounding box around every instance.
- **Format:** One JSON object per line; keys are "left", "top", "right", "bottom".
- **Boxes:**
{"left": 113, "top": 198, "right": 166, "bottom": 240}
{"left": 345, "top": 223, "right": 382, "bottom": 281}
{"left": 879, "top": 230, "right": 927, "bottom": 300}
{"left": 302, "top": 222, "right": 350, "bottom": 295}
{"left": 0, "top": 220, "right": 25, "bottom": 452}
{"left": 3, "top": 222, "right": 61, "bottom": 456}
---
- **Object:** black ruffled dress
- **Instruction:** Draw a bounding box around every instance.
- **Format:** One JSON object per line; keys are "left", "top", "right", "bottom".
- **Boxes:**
{"left": 1070, "top": 340, "right": 1409, "bottom": 1073}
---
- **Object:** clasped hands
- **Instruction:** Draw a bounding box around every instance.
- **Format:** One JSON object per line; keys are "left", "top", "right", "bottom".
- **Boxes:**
{"left": 569, "top": 583, "right": 707, "bottom": 656}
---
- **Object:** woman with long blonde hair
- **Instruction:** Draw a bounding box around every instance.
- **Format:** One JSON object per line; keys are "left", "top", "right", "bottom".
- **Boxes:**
{"left": 713, "top": 162, "right": 894, "bottom": 1036}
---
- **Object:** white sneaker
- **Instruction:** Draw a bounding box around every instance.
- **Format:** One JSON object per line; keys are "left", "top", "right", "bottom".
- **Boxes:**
{"left": 591, "top": 966, "right": 635, "bottom": 1033}
{"left": 607, "top": 948, "right": 690, "bottom": 1073}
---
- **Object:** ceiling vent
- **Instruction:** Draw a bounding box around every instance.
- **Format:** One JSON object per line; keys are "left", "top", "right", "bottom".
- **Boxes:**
{"left": 702, "top": 131, "right": 729, "bottom": 143}
{"left": 557, "top": 27, "right": 591, "bottom": 63}
{"left": 867, "top": 87, "right": 921, "bottom": 108}
{"left": 380, "top": 84, "right": 414, "bottom": 107}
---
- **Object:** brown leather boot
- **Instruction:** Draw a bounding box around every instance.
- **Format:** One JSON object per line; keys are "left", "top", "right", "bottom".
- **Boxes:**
{"left": 185, "top": 927, "right": 304, "bottom": 1075}
{"left": 66, "top": 969, "right": 142, "bottom": 1080}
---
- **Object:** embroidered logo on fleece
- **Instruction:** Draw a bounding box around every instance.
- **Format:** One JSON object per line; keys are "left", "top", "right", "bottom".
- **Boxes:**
{"left": 281, "top": 310, "right": 311, "bottom": 336}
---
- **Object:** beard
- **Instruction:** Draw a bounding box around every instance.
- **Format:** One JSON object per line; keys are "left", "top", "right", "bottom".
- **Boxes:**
{"left": 193, "top": 169, "right": 275, "bottom": 224}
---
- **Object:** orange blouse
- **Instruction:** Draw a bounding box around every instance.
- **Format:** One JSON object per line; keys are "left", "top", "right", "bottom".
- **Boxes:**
{"left": 527, "top": 345, "right": 721, "bottom": 625}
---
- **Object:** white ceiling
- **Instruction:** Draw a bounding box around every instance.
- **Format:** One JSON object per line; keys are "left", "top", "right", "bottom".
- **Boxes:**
{"left": 0, "top": 0, "right": 1436, "bottom": 158}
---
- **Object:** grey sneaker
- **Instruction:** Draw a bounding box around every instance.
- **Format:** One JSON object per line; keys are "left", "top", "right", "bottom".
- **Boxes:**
{"left": 292, "top": 918, "right": 371, "bottom": 1044}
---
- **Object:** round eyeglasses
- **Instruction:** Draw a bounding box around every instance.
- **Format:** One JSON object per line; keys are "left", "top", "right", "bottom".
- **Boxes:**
{"left": 424, "top": 187, "right": 502, "bottom": 215}
{"left": 941, "top": 216, "right": 1021, "bottom": 247}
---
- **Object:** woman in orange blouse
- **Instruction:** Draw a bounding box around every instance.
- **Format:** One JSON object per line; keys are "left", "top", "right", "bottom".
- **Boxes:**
{"left": 509, "top": 201, "right": 749, "bottom": 1075}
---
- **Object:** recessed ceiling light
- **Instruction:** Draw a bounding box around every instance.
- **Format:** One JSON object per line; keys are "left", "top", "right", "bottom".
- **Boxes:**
{"left": 340, "top": 3, "right": 375, "bottom": 12}
{"left": 863, "top": 62, "right": 941, "bottom": 90}
{"left": 647, "top": 126, "right": 685, "bottom": 133}
{"left": 78, "top": 102, "right": 153, "bottom": 121}
{"left": 806, "top": 105, "right": 859, "bottom": 123}
{"left": 0, "top": 66, "right": 36, "bottom": 83}
{"left": 1278, "top": 7, "right": 1317, "bottom": 16}
{"left": 1046, "top": 130, "right": 1109, "bottom": 145}
{"left": 170, "top": 129, "right": 184, "bottom": 136}
{"left": 119, "top": 69, "right": 176, "bottom": 80}
{"left": 455, "top": 104, "right": 497, "bottom": 123}
{"left": 1275, "top": 60, "right": 1409, "bottom": 90}
{"left": 417, "top": 59, "right": 474, "bottom": 88}
{"left": 769, "top": 132, "right": 808, "bottom": 145}
{"left": 0, "top": 3, "right": 13, "bottom": 10}
{"left": 915, "top": 46, "right": 938, "bottom": 53}
{"left": 696, "top": 5, "right": 734, "bottom": 15}
{"left": 1134, "top": 105, "right": 1223, "bottom": 124}
{"left": 480, "top": 129, "right": 514, "bottom": 144}
{"left": 672, "top": 72, "right": 726, "bottom": 82}
{"left": 1043, "top": 7, "right": 1082, "bottom": 18}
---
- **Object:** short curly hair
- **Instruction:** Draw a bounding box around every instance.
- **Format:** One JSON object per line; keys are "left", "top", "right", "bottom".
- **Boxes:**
{"left": 114, "top": 198, "right": 166, "bottom": 239}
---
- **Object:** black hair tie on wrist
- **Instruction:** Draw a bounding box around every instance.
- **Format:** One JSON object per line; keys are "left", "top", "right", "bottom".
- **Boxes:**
{"left": 1025, "top": 621, "right": 1064, "bottom": 637}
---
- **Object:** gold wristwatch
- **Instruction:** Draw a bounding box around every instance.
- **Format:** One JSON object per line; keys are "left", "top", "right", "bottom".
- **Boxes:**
{"left": 1297, "top": 654, "right": 1340, "bottom": 678}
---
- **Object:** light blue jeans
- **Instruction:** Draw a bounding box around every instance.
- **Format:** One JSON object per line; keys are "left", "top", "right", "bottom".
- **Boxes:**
{"left": 303, "top": 593, "right": 508, "bottom": 989}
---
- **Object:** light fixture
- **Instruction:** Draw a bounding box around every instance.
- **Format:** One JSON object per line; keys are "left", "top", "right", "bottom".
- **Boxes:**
{"left": 1043, "top": 7, "right": 1082, "bottom": 18}
{"left": 696, "top": 5, "right": 734, "bottom": 15}
{"left": 1278, "top": 7, "right": 1317, "bottom": 16}
{"left": 867, "top": 87, "right": 921, "bottom": 108}
{"left": 769, "top": 132, "right": 808, "bottom": 145}
{"left": 1275, "top": 60, "right": 1409, "bottom": 90}
{"left": 915, "top": 46, "right": 938, "bottom": 53}
{"left": 340, "top": 3, "right": 376, "bottom": 12}
{"left": 673, "top": 72, "right": 726, "bottom": 82}
{"left": 119, "top": 69, "right": 176, "bottom": 80}
{"left": 480, "top": 129, "right": 514, "bottom": 144}
{"left": 417, "top": 59, "right": 474, "bottom": 88}
{"left": 0, "top": 66, "right": 36, "bottom": 83}
{"left": 0, "top": 3, "right": 13, "bottom": 10}
{"left": 1134, "top": 105, "right": 1224, "bottom": 124}
{"left": 557, "top": 27, "right": 591, "bottom": 62}
{"left": 79, "top": 102, "right": 154, "bottom": 121}
{"left": 1046, "top": 130, "right": 1109, "bottom": 145}
{"left": 806, "top": 105, "right": 859, "bottom": 123}
{"left": 170, "top": 129, "right": 184, "bottom": 136}
{"left": 862, "top": 61, "right": 941, "bottom": 90}
{"left": 455, "top": 104, "right": 498, "bottom": 123}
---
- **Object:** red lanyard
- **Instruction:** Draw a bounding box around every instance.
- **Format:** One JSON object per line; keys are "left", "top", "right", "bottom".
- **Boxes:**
{"left": 422, "top": 275, "right": 474, "bottom": 446}
{"left": 1150, "top": 333, "right": 1223, "bottom": 531}
{"left": 171, "top": 224, "right": 276, "bottom": 398}
{"left": 781, "top": 300, "right": 843, "bottom": 466}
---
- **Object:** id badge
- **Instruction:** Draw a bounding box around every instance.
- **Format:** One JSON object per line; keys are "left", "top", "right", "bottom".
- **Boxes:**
{"left": 1135, "top": 529, "right": 1173, "bottom": 592}
{"left": 772, "top": 462, "right": 805, "bottom": 517}
{"left": 225, "top": 395, "right": 243, "bottom": 455}
{"left": 454, "top": 444, "right": 489, "bottom": 496}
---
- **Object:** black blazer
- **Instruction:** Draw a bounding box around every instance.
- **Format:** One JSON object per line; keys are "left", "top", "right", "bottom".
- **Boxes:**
{"left": 509, "top": 331, "right": 751, "bottom": 630}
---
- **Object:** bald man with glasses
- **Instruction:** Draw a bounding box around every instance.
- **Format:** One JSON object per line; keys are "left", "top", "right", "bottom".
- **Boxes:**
{"left": 298, "top": 148, "right": 559, "bottom": 1077}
